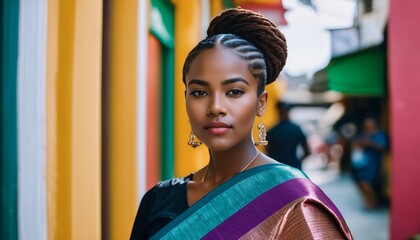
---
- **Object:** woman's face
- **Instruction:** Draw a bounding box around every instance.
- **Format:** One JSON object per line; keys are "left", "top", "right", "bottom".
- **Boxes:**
{"left": 185, "top": 46, "right": 267, "bottom": 152}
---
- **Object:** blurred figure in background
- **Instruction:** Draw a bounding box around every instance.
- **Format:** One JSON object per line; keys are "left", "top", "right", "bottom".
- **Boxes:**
{"left": 266, "top": 101, "right": 311, "bottom": 170}
{"left": 338, "top": 122, "right": 358, "bottom": 174}
{"left": 351, "top": 117, "right": 388, "bottom": 210}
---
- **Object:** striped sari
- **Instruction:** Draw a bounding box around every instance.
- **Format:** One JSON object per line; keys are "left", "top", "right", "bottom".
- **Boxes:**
{"left": 150, "top": 164, "right": 352, "bottom": 239}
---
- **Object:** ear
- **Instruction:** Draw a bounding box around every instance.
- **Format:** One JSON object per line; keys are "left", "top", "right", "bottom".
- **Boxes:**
{"left": 256, "top": 91, "right": 268, "bottom": 117}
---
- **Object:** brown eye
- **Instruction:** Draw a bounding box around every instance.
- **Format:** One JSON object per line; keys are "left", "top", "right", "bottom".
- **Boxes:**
{"left": 227, "top": 89, "right": 244, "bottom": 96}
{"left": 190, "top": 90, "right": 207, "bottom": 97}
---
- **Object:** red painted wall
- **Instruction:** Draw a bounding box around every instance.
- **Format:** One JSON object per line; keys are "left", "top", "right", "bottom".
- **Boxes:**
{"left": 389, "top": 0, "right": 420, "bottom": 239}
{"left": 146, "top": 35, "right": 161, "bottom": 190}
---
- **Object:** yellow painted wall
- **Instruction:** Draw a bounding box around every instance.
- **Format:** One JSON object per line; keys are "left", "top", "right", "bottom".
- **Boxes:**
{"left": 46, "top": 0, "right": 72, "bottom": 238}
{"left": 234, "top": 0, "right": 280, "bottom": 4}
{"left": 211, "top": 0, "right": 224, "bottom": 17}
{"left": 173, "top": 0, "right": 208, "bottom": 177}
{"left": 46, "top": 0, "right": 102, "bottom": 239}
{"left": 106, "top": 0, "right": 139, "bottom": 239}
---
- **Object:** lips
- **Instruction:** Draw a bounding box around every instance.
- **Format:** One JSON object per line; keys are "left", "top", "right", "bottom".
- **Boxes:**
{"left": 204, "top": 122, "right": 232, "bottom": 135}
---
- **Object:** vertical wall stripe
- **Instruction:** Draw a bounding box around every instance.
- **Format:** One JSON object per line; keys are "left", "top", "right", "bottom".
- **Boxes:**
{"left": 173, "top": 0, "right": 207, "bottom": 177}
{"left": 389, "top": 0, "right": 420, "bottom": 238}
{"left": 161, "top": 45, "right": 175, "bottom": 181}
{"left": 0, "top": 0, "right": 19, "bottom": 239}
{"left": 200, "top": 0, "right": 211, "bottom": 38}
{"left": 137, "top": 0, "right": 148, "bottom": 198}
{"left": 101, "top": 0, "right": 111, "bottom": 238}
{"left": 17, "top": 0, "right": 47, "bottom": 239}
{"left": 46, "top": 0, "right": 103, "bottom": 239}
{"left": 223, "top": 0, "right": 234, "bottom": 8}
{"left": 47, "top": 1, "right": 76, "bottom": 238}
{"left": 211, "top": 0, "right": 224, "bottom": 17}
{"left": 150, "top": 0, "right": 175, "bottom": 183}
{"left": 146, "top": 35, "right": 161, "bottom": 189}
{"left": 71, "top": 1, "right": 103, "bottom": 238}
{"left": 72, "top": 1, "right": 102, "bottom": 238}
{"left": 106, "top": 0, "right": 138, "bottom": 238}
{"left": 45, "top": 0, "right": 62, "bottom": 238}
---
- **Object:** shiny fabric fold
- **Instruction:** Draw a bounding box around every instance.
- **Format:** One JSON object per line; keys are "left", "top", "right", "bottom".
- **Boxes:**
{"left": 150, "top": 164, "right": 352, "bottom": 240}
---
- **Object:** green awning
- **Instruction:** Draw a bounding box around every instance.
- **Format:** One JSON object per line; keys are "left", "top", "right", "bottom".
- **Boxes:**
{"left": 327, "top": 45, "right": 386, "bottom": 96}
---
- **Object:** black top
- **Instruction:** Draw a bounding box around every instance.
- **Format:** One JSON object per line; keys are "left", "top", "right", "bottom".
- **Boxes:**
{"left": 130, "top": 175, "right": 192, "bottom": 240}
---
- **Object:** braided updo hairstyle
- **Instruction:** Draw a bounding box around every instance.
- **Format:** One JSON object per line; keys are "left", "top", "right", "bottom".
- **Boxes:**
{"left": 182, "top": 7, "right": 287, "bottom": 94}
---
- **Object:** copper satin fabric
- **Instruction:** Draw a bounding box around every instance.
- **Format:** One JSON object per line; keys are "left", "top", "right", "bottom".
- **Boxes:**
{"left": 240, "top": 198, "right": 353, "bottom": 239}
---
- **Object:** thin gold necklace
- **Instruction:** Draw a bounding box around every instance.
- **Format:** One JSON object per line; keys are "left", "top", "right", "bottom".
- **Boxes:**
{"left": 201, "top": 151, "right": 260, "bottom": 182}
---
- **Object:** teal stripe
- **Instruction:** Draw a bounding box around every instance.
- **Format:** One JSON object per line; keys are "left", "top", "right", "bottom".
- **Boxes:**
{"left": 0, "top": 0, "right": 19, "bottom": 239}
{"left": 151, "top": 164, "right": 307, "bottom": 240}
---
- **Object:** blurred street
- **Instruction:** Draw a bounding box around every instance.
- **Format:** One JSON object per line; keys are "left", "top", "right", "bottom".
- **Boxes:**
{"left": 303, "top": 156, "right": 389, "bottom": 240}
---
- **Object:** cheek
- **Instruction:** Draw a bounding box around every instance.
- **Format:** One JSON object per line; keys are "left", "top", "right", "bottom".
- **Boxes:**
{"left": 230, "top": 98, "right": 258, "bottom": 122}
{"left": 186, "top": 98, "right": 205, "bottom": 120}
{"left": 240, "top": 107, "right": 257, "bottom": 127}
{"left": 240, "top": 94, "right": 259, "bottom": 110}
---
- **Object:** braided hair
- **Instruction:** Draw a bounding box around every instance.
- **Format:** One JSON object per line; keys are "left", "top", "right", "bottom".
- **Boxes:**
{"left": 182, "top": 7, "right": 287, "bottom": 94}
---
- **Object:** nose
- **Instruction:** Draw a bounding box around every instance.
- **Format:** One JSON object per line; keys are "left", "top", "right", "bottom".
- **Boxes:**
{"left": 207, "top": 93, "right": 226, "bottom": 116}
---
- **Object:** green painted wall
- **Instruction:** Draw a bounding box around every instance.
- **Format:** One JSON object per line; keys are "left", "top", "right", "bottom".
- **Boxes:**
{"left": 150, "top": 0, "right": 175, "bottom": 180}
{"left": 0, "top": 0, "right": 19, "bottom": 239}
{"left": 224, "top": 0, "right": 234, "bottom": 8}
{"left": 161, "top": 48, "right": 175, "bottom": 180}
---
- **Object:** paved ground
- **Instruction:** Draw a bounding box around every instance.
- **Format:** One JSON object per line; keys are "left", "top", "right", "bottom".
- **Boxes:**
{"left": 303, "top": 156, "right": 389, "bottom": 240}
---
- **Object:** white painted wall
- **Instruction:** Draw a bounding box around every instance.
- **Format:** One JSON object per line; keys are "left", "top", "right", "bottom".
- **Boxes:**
{"left": 137, "top": 0, "right": 148, "bottom": 200}
{"left": 17, "top": 0, "right": 47, "bottom": 239}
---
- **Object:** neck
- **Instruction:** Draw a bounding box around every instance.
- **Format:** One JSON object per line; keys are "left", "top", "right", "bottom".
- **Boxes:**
{"left": 205, "top": 139, "right": 259, "bottom": 184}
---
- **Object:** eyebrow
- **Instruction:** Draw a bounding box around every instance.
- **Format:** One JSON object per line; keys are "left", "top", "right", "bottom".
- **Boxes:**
{"left": 222, "top": 77, "right": 249, "bottom": 86}
{"left": 188, "top": 77, "right": 249, "bottom": 86}
{"left": 188, "top": 79, "right": 209, "bottom": 86}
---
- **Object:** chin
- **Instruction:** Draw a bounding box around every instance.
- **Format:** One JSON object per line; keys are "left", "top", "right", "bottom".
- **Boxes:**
{"left": 202, "top": 140, "right": 236, "bottom": 152}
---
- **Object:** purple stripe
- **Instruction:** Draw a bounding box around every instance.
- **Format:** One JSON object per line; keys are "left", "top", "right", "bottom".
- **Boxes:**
{"left": 202, "top": 178, "right": 343, "bottom": 239}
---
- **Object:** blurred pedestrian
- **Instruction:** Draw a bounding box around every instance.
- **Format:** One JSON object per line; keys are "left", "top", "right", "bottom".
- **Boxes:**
{"left": 351, "top": 117, "right": 388, "bottom": 209}
{"left": 266, "top": 101, "right": 311, "bottom": 170}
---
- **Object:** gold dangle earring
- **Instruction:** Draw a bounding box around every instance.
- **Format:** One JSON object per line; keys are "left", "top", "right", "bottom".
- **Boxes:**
{"left": 187, "top": 123, "right": 202, "bottom": 148}
{"left": 255, "top": 116, "right": 268, "bottom": 146}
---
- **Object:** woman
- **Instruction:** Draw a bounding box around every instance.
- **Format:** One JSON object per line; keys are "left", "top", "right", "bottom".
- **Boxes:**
{"left": 131, "top": 7, "right": 352, "bottom": 239}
